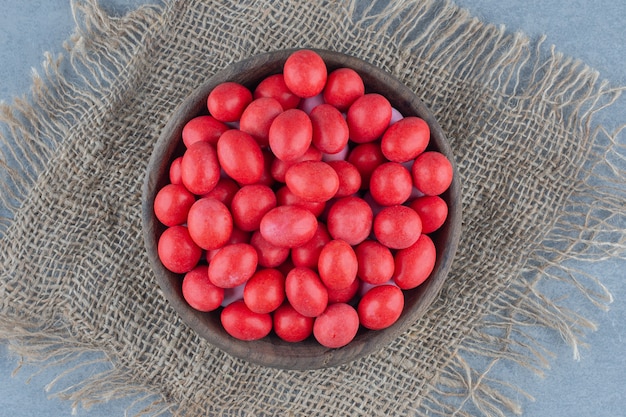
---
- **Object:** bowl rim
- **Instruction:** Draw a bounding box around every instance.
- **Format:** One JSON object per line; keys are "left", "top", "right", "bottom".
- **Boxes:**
{"left": 142, "top": 48, "right": 462, "bottom": 370}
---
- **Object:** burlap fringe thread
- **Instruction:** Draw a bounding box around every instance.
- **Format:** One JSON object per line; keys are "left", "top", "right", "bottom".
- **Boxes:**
{"left": 1, "top": 1, "right": 624, "bottom": 416}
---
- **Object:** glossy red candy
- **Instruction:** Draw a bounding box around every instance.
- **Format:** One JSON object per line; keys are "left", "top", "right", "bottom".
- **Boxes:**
{"left": 182, "top": 265, "right": 224, "bottom": 312}
{"left": 392, "top": 234, "right": 436, "bottom": 290}
{"left": 259, "top": 205, "right": 317, "bottom": 248}
{"left": 257, "top": 148, "right": 276, "bottom": 187}
{"left": 205, "top": 226, "right": 250, "bottom": 263}
{"left": 355, "top": 240, "right": 395, "bottom": 285}
{"left": 369, "top": 162, "right": 413, "bottom": 206}
{"left": 313, "top": 303, "right": 359, "bottom": 348}
{"left": 153, "top": 183, "right": 195, "bottom": 227}
{"left": 327, "top": 160, "right": 361, "bottom": 197}
{"left": 410, "top": 195, "right": 448, "bottom": 234}
{"left": 347, "top": 93, "right": 392, "bottom": 143}
{"left": 318, "top": 239, "right": 358, "bottom": 290}
{"left": 269, "top": 108, "right": 313, "bottom": 162}
{"left": 323, "top": 67, "right": 365, "bottom": 112}
{"left": 217, "top": 129, "right": 264, "bottom": 185}
{"left": 249, "top": 230, "right": 290, "bottom": 268}
{"left": 186, "top": 197, "right": 233, "bottom": 250}
{"left": 180, "top": 141, "right": 220, "bottom": 195}
{"left": 275, "top": 186, "right": 326, "bottom": 218}
{"left": 182, "top": 115, "right": 229, "bottom": 147}
{"left": 208, "top": 243, "right": 258, "bottom": 288}
{"left": 326, "top": 277, "right": 360, "bottom": 304}
{"left": 357, "top": 285, "right": 404, "bottom": 330}
{"left": 243, "top": 268, "right": 285, "bottom": 314}
{"left": 270, "top": 145, "right": 322, "bottom": 183}
{"left": 168, "top": 156, "right": 183, "bottom": 185}
{"left": 157, "top": 225, "right": 202, "bottom": 274}
{"left": 230, "top": 184, "right": 277, "bottom": 232}
{"left": 201, "top": 177, "right": 239, "bottom": 207}
{"left": 273, "top": 302, "right": 314, "bottom": 343}
{"left": 380, "top": 116, "right": 429, "bottom": 162}
{"left": 411, "top": 151, "right": 453, "bottom": 196}
{"left": 291, "top": 221, "right": 331, "bottom": 269}
{"left": 347, "top": 143, "right": 387, "bottom": 189}
{"left": 253, "top": 73, "right": 301, "bottom": 110}
{"left": 285, "top": 267, "right": 328, "bottom": 317}
{"left": 221, "top": 300, "right": 272, "bottom": 341}
{"left": 239, "top": 97, "right": 283, "bottom": 147}
{"left": 207, "top": 82, "right": 252, "bottom": 122}
{"left": 283, "top": 49, "right": 327, "bottom": 98}
{"left": 326, "top": 196, "right": 373, "bottom": 245}
{"left": 310, "top": 103, "right": 350, "bottom": 154}
{"left": 373, "top": 205, "right": 422, "bottom": 249}
{"left": 285, "top": 160, "right": 339, "bottom": 203}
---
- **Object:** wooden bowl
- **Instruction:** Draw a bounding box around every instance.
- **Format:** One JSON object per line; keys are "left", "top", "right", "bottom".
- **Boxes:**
{"left": 142, "top": 49, "right": 462, "bottom": 370}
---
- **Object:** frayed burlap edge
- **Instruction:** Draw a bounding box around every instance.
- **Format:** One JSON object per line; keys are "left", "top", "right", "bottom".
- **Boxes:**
{"left": 0, "top": 1, "right": 624, "bottom": 416}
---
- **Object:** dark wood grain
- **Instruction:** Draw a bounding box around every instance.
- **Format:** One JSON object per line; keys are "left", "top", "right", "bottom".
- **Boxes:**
{"left": 142, "top": 49, "right": 462, "bottom": 370}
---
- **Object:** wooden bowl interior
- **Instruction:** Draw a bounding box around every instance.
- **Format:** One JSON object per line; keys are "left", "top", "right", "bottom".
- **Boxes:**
{"left": 142, "top": 49, "right": 462, "bottom": 370}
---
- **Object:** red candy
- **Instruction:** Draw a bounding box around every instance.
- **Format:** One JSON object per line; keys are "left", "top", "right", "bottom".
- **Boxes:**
{"left": 207, "top": 82, "right": 252, "bottom": 122}
{"left": 239, "top": 97, "right": 283, "bottom": 147}
{"left": 291, "top": 222, "right": 331, "bottom": 269}
{"left": 310, "top": 103, "right": 350, "bottom": 154}
{"left": 392, "top": 234, "right": 437, "bottom": 290}
{"left": 347, "top": 143, "right": 387, "bottom": 189}
{"left": 357, "top": 285, "right": 404, "bottom": 330}
{"left": 181, "top": 141, "right": 220, "bottom": 195}
{"left": 410, "top": 195, "right": 448, "bottom": 234}
{"left": 269, "top": 108, "right": 313, "bottom": 162}
{"left": 285, "top": 160, "right": 339, "bottom": 203}
{"left": 182, "top": 115, "right": 229, "bottom": 147}
{"left": 313, "top": 303, "right": 359, "bottom": 348}
{"left": 355, "top": 240, "right": 395, "bottom": 285}
{"left": 208, "top": 243, "right": 258, "bottom": 288}
{"left": 323, "top": 67, "right": 365, "bottom": 112}
{"left": 285, "top": 267, "right": 329, "bottom": 318}
{"left": 374, "top": 205, "right": 422, "bottom": 250}
{"left": 326, "top": 277, "right": 360, "bottom": 304}
{"left": 369, "top": 162, "right": 413, "bottom": 206}
{"left": 202, "top": 177, "right": 239, "bottom": 207}
{"left": 250, "top": 230, "right": 290, "bottom": 268}
{"left": 347, "top": 93, "right": 392, "bottom": 143}
{"left": 157, "top": 225, "right": 202, "bottom": 274}
{"left": 273, "top": 302, "right": 314, "bottom": 342}
{"left": 217, "top": 129, "right": 264, "bottom": 185}
{"left": 275, "top": 185, "right": 326, "bottom": 217}
{"left": 243, "top": 269, "right": 285, "bottom": 314}
{"left": 187, "top": 197, "right": 233, "bottom": 250}
{"left": 153, "top": 183, "right": 195, "bottom": 227}
{"left": 254, "top": 73, "right": 301, "bottom": 110}
{"left": 411, "top": 151, "right": 453, "bottom": 196}
{"left": 153, "top": 49, "right": 454, "bottom": 346}
{"left": 231, "top": 184, "right": 277, "bottom": 232}
{"left": 221, "top": 300, "right": 272, "bottom": 341}
{"left": 182, "top": 265, "right": 224, "bottom": 312}
{"left": 326, "top": 196, "right": 373, "bottom": 245}
{"left": 381, "top": 116, "right": 430, "bottom": 162}
{"left": 259, "top": 205, "right": 317, "bottom": 248}
{"left": 283, "top": 49, "right": 327, "bottom": 98}
{"left": 317, "top": 239, "right": 358, "bottom": 290}
{"left": 168, "top": 156, "right": 183, "bottom": 185}
{"left": 327, "top": 160, "right": 361, "bottom": 197}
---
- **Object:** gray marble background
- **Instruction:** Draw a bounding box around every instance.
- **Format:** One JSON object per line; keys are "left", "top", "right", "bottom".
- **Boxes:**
{"left": 1, "top": 1, "right": 624, "bottom": 416}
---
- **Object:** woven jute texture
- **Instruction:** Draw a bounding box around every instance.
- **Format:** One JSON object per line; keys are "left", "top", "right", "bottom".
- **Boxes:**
{"left": 1, "top": 0, "right": 625, "bottom": 415}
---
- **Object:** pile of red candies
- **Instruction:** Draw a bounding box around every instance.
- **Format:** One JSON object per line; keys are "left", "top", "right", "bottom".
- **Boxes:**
{"left": 154, "top": 50, "right": 452, "bottom": 348}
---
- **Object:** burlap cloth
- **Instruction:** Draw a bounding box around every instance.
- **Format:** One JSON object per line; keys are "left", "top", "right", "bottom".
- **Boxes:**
{"left": 1, "top": 0, "right": 625, "bottom": 415}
